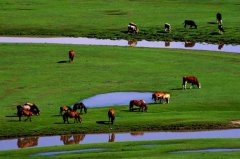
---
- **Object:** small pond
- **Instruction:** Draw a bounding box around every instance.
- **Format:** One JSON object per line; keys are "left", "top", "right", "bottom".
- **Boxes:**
{"left": 1, "top": 129, "right": 240, "bottom": 151}
{"left": 0, "top": 37, "right": 239, "bottom": 53}
{"left": 79, "top": 92, "right": 153, "bottom": 107}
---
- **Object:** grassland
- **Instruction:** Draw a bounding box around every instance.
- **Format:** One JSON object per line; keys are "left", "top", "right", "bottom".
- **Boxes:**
{"left": 0, "top": 43, "right": 239, "bottom": 138}
{"left": 0, "top": 0, "right": 240, "bottom": 44}
{"left": 0, "top": 139, "right": 240, "bottom": 159}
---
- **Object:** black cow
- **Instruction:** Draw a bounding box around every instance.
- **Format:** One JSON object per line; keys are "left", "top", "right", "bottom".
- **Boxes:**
{"left": 184, "top": 20, "right": 197, "bottom": 29}
{"left": 216, "top": 12, "right": 222, "bottom": 24}
{"left": 218, "top": 24, "right": 224, "bottom": 34}
{"left": 164, "top": 23, "right": 171, "bottom": 32}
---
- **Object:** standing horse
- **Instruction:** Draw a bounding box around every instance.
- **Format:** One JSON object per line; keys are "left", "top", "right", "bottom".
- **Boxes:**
{"left": 158, "top": 93, "right": 170, "bottom": 104}
{"left": 68, "top": 50, "right": 75, "bottom": 62}
{"left": 23, "top": 103, "right": 40, "bottom": 115}
{"left": 108, "top": 108, "right": 115, "bottom": 124}
{"left": 17, "top": 105, "right": 33, "bottom": 122}
{"left": 60, "top": 106, "right": 72, "bottom": 115}
{"left": 152, "top": 92, "right": 166, "bottom": 103}
{"left": 73, "top": 103, "right": 87, "bottom": 114}
{"left": 129, "top": 100, "right": 147, "bottom": 112}
{"left": 63, "top": 111, "right": 82, "bottom": 124}
{"left": 182, "top": 76, "right": 201, "bottom": 89}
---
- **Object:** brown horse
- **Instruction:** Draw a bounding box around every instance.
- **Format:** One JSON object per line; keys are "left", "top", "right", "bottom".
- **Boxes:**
{"left": 60, "top": 106, "right": 72, "bottom": 115}
{"left": 129, "top": 100, "right": 147, "bottom": 112}
{"left": 108, "top": 108, "right": 115, "bottom": 124}
{"left": 63, "top": 111, "right": 82, "bottom": 124}
{"left": 73, "top": 103, "right": 87, "bottom": 114}
{"left": 182, "top": 76, "right": 201, "bottom": 89}
{"left": 17, "top": 105, "right": 33, "bottom": 122}
{"left": 152, "top": 92, "right": 166, "bottom": 103}
{"left": 68, "top": 50, "right": 75, "bottom": 62}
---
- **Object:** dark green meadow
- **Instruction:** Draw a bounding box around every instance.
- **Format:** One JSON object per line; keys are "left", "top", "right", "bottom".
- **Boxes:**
{"left": 0, "top": 139, "right": 240, "bottom": 159}
{"left": 0, "top": 0, "right": 240, "bottom": 44}
{"left": 0, "top": 43, "right": 239, "bottom": 138}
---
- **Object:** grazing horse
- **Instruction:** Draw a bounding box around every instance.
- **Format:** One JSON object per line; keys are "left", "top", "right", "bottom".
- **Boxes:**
{"left": 129, "top": 100, "right": 147, "bottom": 112}
{"left": 60, "top": 106, "right": 72, "bottom": 115}
{"left": 23, "top": 103, "right": 40, "bottom": 115}
{"left": 63, "top": 111, "right": 82, "bottom": 124}
{"left": 158, "top": 93, "right": 170, "bottom": 104}
{"left": 73, "top": 103, "right": 87, "bottom": 114}
{"left": 152, "top": 92, "right": 165, "bottom": 102}
{"left": 184, "top": 20, "right": 197, "bottom": 29}
{"left": 128, "top": 22, "right": 139, "bottom": 34}
{"left": 17, "top": 105, "right": 33, "bottom": 122}
{"left": 68, "top": 50, "right": 75, "bottom": 62}
{"left": 182, "top": 76, "right": 201, "bottom": 89}
{"left": 108, "top": 108, "right": 115, "bottom": 124}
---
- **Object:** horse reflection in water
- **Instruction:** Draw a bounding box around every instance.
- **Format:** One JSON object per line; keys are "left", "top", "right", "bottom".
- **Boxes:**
{"left": 130, "top": 132, "right": 144, "bottom": 136}
{"left": 108, "top": 133, "right": 115, "bottom": 142}
{"left": 165, "top": 41, "right": 171, "bottom": 47}
{"left": 17, "top": 137, "right": 39, "bottom": 148}
{"left": 60, "top": 134, "right": 85, "bottom": 145}
{"left": 128, "top": 39, "right": 137, "bottom": 47}
{"left": 218, "top": 43, "right": 224, "bottom": 50}
{"left": 184, "top": 41, "right": 195, "bottom": 47}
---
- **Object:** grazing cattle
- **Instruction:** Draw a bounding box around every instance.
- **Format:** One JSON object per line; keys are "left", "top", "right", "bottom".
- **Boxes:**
{"left": 129, "top": 100, "right": 147, "bottom": 112}
{"left": 164, "top": 23, "right": 171, "bottom": 32}
{"left": 182, "top": 76, "right": 201, "bottom": 89}
{"left": 108, "top": 108, "right": 115, "bottom": 124}
{"left": 216, "top": 12, "right": 222, "bottom": 24}
{"left": 185, "top": 41, "right": 195, "bottom": 47}
{"left": 17, "top": 137, "right": 39, "bottom": 148}
{"left": 17, "top": 105, "right": 33, "bottom": 122}
{"left": 73, "top": 102, "right": 87, "bottom": 114}
{"left": 128, "top": 22, "right": 139, "bottom": 34}
{"left": 63, "top": 111, "right": 82, "bottom": 124}
{"left": 68, "top": 50, "right": 75, "bottom": 62}
{"left": 60, "top": 106, "right": 72, "bottom": 115}
{"left": 158, "top": 93, "right": 170, "bottom": 104}
{"left": 184, "top": 20, "right": 197, "bottom": 29}
{"left": 218, "top": 24, "right": 224, "bottom": 34}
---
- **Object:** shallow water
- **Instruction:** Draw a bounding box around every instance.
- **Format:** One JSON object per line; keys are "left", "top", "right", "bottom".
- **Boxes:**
{"left": 172, "top": 148, "right": 240, "bottom": 153}
{"left": 32, "top": 148, "right": 105, "bottom": 156}
{"left": 1, "top": 129, "right": 240, "bottom": 151}
{"left": 0, "top": 37, "right": 239, "bottom": 53}
{"left": 79, "top": 92, "right": 153, "bottom": 107}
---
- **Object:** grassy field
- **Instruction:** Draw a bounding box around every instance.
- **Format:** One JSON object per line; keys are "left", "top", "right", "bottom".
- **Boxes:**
{"left": 0, "top": 139, "right": 240, "bottom": 159}
{"left": 0, "top": 0, "right": 240, "bottom": 44}
{"left": 0, "top": 43, "right": 239, "bottom": 138}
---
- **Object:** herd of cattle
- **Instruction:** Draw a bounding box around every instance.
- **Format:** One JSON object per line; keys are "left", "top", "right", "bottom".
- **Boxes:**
{"left": 128, "top": 12, "right": 224, "bottom": 34}
{"left": 16, "top": 76, "right": 200, "bottom": 124}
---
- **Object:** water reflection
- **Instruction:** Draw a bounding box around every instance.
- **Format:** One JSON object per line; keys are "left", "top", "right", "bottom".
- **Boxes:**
{"left": 130, "top": 132, "right": 144, "bottom": 136}
{"left": 0, "top": 37, "right": 239, "bottom": 53}
{"left": 128, "top": 39, "right": 137, "bottom": 47}
{"left": 184, "top": 41, "right": 195, "bottom": 47}
{"left": 17, "top": 137, "right": 39, "bottom": 148}
{"left": 108, "top": 133, "right": 115, "bottom": 142}
{"left": 60, "top": 134, "right": 85, "bottom": 145}
{"left": 218, "top": 43, "right": 224, "bottom": 50}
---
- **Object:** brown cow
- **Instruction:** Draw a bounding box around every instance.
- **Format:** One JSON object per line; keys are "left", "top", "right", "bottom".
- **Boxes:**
{"left": 182, "top": 76, "right": 201, "bottom": 89}
{"left": 68, "top": 50, "right": 75, "bottom": 62}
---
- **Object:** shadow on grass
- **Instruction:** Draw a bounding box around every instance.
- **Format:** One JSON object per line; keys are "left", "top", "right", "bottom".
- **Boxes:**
{"left": 57, "top": 60, "right": 69, "bottom": 63}
{"left": 170, "top": 88, "right": 184, "bottom": 90}
{"left": 207, "top": 22, "right": 218, "bottom": 24}
{"left": 96, "top": 121, "right": 111, "bottom": 125}
{"left": 210, "top": 32, "right": 220, "bottom": 35}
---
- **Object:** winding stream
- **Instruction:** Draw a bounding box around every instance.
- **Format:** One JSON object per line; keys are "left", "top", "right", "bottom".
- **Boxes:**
{"left": 0, "top": 37, "right": 239, "bottom": 53}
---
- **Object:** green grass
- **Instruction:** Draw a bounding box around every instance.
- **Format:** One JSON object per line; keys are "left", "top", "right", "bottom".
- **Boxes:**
{"left": 0, "top": 43, "right": 239, "bottom": 138}
{"left": 0, "top": 139, "right": 240, "bottom": 159}
{"left": 0, "top": 0, "right": 239, "bottom": 44}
